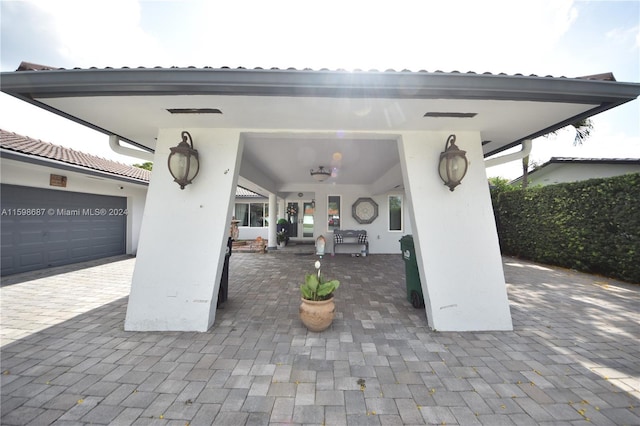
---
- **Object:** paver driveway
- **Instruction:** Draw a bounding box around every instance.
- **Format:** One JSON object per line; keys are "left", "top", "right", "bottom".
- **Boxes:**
{"left": 1, "top": 251, "right": 638, "bottom": 425}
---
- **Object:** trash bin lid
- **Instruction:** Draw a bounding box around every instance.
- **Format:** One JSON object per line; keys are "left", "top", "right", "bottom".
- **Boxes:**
{"left": 399, "top": 234, "right": 413, "bottom": 242}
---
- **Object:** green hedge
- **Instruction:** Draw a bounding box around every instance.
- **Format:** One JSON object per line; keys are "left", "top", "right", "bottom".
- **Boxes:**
{"left": 491, "top": 173, "right": 640, "bottom": 283}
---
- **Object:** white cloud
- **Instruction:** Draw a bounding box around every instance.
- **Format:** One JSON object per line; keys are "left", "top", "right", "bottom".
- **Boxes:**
{"left": 24, "top": 0, "right": 164, "bottom": 68}
{"left": 12, "top": 0, "right": 581, "bottom": 75}
{"left": 606, "top": 25, "right": 640, "bottom": 49}
{"left": 183, "top": 0, "right": 579, "bottom": 74}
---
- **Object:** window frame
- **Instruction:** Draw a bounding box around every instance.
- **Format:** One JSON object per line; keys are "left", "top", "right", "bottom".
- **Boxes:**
{"left": 388, "top": 194, "right": 403, "bottom": 232}
{"left": 234, "top": 202, "right": 269, "bottom": 228}
{"left": 327, "top": 195, "right": 341, "bottom": 232}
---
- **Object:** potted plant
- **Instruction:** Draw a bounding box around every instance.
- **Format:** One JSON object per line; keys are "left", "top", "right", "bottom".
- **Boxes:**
{"left": 276, "top": 218, "right": 288, "bottom": 232}
{"left": 276, "top": 229, "right": 288, "bottom": 248}
{"left": 299, "top": 260, "right": 340, "bottom": 331}
{"left": 276, "top": 218, "right": 289, "bottom": 246}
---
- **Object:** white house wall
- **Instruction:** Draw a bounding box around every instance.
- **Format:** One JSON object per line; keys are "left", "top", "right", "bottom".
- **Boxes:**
{"left": 306, "top": 186, "right": 412, "bottom": 254}
{"left": 0, "top": 157, "right": 147, "bottom": 255}
{"left": 233, "top": 190, "right": 413, "bottom": 253}
{"left": 235, "top": 190, "right": 411, "bottom": 254}
{"left": 237, "top": 226, "right": 268, "bottom": 241}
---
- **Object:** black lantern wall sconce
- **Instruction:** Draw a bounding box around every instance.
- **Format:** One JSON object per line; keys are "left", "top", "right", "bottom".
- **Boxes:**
{"left": 438, "top": 134, "right": 468, "bottom": 191}
{"left": 168, "top": 131, "right": 200, "bottom": 189}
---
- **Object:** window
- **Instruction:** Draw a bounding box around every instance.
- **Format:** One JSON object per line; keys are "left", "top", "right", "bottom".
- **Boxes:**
{"left": 235, "top": 204, "right": 248, "bottom": 226}
{"left": 235, "top": 203, "right": 268, "bottom": 227}
{"left": 388, "top": 195, "right": 402, "bottom": 231}
{"left": 328, "top": 195, "right": 341, "bottom": 231}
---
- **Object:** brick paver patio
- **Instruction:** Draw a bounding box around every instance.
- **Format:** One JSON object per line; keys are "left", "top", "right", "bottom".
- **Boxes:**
{"left": 1, "top": 249, "right": 638, "bottom": 425}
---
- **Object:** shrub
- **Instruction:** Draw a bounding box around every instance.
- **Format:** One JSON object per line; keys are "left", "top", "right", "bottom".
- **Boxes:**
{"left": 491, "top": 173, "right": 640, "bottom": 283}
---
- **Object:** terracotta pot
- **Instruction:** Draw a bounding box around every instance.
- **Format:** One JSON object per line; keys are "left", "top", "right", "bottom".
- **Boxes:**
{"left": 299, "top": 297, "right": 335, "bottom": 332}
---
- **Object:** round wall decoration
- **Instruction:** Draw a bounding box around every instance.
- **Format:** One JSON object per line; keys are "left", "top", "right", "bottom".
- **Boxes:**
{"left": 352, "top": 197, "right": 379, "bottom": 224}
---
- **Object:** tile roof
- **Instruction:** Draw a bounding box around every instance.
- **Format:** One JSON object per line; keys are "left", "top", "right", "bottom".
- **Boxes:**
{"left": 12, "top": 61, "right": 617, "bottom": 81}
{"left": 0, "top": 129, "right": 150, "bottom": 182}
{"left": 235, "top": 186, "right": 265, "bottom": 198}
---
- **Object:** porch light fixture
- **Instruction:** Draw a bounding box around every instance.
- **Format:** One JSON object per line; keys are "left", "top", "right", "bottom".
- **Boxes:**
{"left": 310, "top": 166, "right": 331, "bottom": 182}
{"left": 168, "top": 131, "right": 200, "bottom": 189}
{"left": 438, "top": 134, "right": 468, "bottom": 192}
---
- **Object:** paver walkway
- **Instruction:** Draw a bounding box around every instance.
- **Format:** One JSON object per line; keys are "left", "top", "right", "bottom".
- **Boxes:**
{"left": 1, "top": 251, "right": 638, "bottom": 425}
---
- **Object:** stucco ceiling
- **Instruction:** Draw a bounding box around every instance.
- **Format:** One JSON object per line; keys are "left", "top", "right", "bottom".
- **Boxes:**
{"left": 241, "top": 133, "right": 401, "bottom": 189}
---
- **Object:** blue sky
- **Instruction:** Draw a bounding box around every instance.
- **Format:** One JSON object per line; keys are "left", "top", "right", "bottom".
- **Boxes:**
{"left": 1, "top": 0, "right": 638, "bottom": 178}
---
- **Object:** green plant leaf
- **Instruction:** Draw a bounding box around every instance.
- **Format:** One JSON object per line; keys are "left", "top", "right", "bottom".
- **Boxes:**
{"left": 305, "top": 273, "right": 319, "bottom": 292}
{"left": 317, "top": 280, "right": 340, "bottom": 297}
{"left": 301, "top": 285, "right": 313, "bottom": 299}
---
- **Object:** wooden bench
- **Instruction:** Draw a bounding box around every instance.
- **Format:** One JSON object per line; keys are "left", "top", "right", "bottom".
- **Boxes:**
{"left": 332, "top": 230, "right": 369, "bottom": 256}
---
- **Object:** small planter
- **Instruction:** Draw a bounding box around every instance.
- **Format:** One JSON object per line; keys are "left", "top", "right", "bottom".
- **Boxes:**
{"left": 299, "top": 260, "right": 339, "bottom": 332}
{"left": 299, "top": 297, "right": 335, "bottom": 332}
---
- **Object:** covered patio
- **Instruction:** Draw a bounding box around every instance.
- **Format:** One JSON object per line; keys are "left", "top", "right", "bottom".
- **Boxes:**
{"left": 1, "top": 251, "right": 638, "bottom": 425}
{"left": 3, "top": 65, "right": 639, "bottom": 333}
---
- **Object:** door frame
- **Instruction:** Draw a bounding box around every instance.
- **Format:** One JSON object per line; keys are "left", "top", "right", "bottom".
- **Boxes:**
{"left": 286, "top": 200, "right": 315, "bottom": 241}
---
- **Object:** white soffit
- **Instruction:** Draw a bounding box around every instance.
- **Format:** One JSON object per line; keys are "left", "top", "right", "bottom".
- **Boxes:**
{"left": 40, "top": 95, "right": 597, "bottom": 155}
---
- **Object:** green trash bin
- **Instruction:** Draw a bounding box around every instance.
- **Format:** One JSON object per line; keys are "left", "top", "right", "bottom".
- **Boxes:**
{"left": 399, "top": 235, "right": 425, "bottom": 308}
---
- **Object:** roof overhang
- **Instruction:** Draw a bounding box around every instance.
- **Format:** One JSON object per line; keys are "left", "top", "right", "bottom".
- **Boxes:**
{"left": 2, "top": 66, "right": 639, "bottom": 189}
{"left": 510, "top": 156, "right": 640, "bottom": 184}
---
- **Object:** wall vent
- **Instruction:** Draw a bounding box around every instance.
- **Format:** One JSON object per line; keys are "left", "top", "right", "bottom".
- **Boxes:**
{"left": 423, "top": 112, "right": 477, "bottom": 118}
{"left": 167, "top": 108, "right": 222, "bottom": 114}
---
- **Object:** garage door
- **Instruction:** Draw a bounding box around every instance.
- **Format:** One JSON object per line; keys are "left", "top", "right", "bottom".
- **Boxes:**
{"left": 1, "top": 184, "right": 126, "bottom": 275}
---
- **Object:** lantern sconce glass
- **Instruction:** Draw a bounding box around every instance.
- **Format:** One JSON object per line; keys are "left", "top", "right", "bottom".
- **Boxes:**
{"left": 310, "top": 166, "right": 331, "bottom": 182}
{"left": 438, "top": 134, "right": 468, "bottom": 191}
{"left": 168, "top": 131, "right": 200, "bottom": 189}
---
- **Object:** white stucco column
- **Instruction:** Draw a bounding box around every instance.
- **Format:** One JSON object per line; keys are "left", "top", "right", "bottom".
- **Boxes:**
{"left": 399, "top": 131, "right": 513, "bottom": 331}
{"left": 313, "top": 191, "right": 327, "bottom": 241}
{"left": 267, "top": 193, "right": 277, "bottom": 250}
{"left": 125, "top": 128, "right": 243, "bottom": 332}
